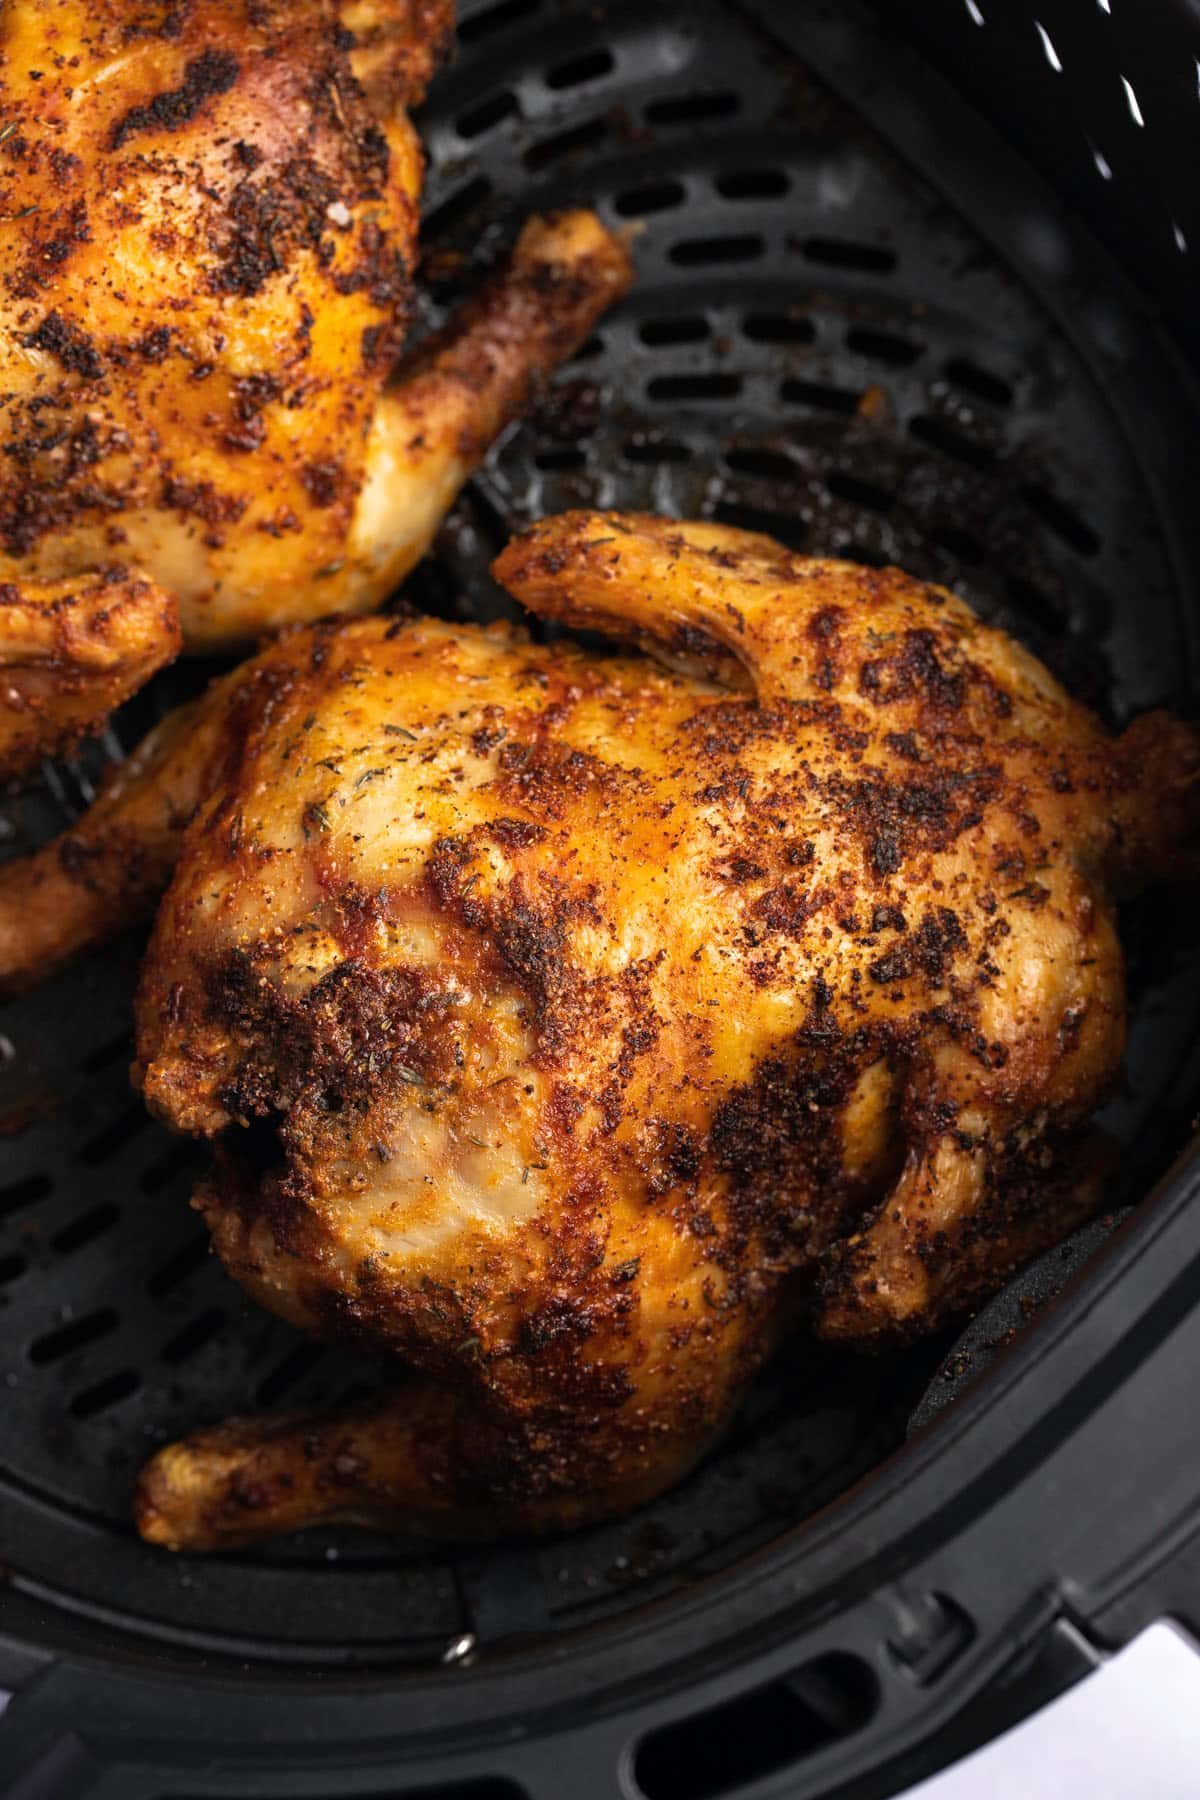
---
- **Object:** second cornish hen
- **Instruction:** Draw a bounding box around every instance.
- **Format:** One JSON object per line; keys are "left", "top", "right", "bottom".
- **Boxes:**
{"left": 0, "top": 512, "right": 1193, "bottom": 1548}
{"left": 0, "top": 0, "right": 630, "bottom": 772}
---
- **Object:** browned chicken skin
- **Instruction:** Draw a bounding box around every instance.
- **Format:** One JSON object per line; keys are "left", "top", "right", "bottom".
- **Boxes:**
{"left": 0, "top": 567, "right": 180, "bottom": 778}
{"left": 0, "top": 0, "right": 631, "bottom": 771}
{"left": 0, "top": 511, "right": 1195, "bottom": 1550}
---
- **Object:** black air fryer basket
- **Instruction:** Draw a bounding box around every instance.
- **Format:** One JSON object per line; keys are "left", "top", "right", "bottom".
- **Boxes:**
{"left": 4, "top": 2, "right": 1200, "bottom": 1794}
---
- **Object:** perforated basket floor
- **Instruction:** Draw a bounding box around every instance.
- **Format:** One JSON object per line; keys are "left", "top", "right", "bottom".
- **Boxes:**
{"left": 2, "top": 0, "right": 1200, "bottom": 1671}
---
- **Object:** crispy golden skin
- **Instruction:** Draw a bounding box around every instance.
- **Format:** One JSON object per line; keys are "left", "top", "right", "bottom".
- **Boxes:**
{"left": 0, "top": 567, "right": 179, "bottom": 777}
{"left": 0, "top": 0, "right": 631, "bottom": 750}
{"left": 1, "top": 511, "right": 1194, "bottom": 1548}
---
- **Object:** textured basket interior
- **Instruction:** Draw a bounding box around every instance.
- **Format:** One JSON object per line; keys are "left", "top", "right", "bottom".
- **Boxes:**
{"left": 904, "top": 0, "right": 1200, "bottom": 364}
{"left": 1, "top": 0, "right": 1199, "bottom": 1668}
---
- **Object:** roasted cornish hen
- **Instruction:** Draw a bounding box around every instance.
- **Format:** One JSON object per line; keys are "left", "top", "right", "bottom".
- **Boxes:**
{"left": 0, "top": 0, "right": 630, "bottom": 773}
{"left": 0, "top": 511, "right": 1193, "bottom": 1549}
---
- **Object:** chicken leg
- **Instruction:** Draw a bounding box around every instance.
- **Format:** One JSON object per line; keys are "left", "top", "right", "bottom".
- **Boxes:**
{"left": 135, "top": 1375, "right": 730, "bottom": 1551}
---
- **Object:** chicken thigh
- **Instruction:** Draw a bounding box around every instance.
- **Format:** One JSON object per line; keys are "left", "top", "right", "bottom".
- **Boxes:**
{"left": 0, "top": 0, "right": 631, "bottom": 770}
{"left": 1, "top": 511, "right": 1194, "bottom": 1549}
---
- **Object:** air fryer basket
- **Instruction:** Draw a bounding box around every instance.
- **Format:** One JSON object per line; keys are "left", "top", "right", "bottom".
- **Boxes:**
{"left": 4, "top": 1, "right": 1200, "bottom": 1794}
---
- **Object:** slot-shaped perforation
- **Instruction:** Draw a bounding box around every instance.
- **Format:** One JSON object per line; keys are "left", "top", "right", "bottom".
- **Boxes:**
{"left": 145, "top": 1233, "right": 211, "bottom": 1299}
{"left": 782, "top": 377, "right": 862, "bottom": 416}
{"left": 545, "top": 47, "right": 615, "bottom": 90}
{"left": 725, "top": 447, "right": 796, "bottom": 482}
{"left": 826, "top": 471, "right": 895, "bottom": 514}
{"left": 669, "top": 233, "right": 766, "bottom": 266}
{"left": 743, "top": 312, "right": 815, "bottom": 345}
{"left": 52, "top": 1202, "right": 120, "bottom": 1255}
{"left": 1021, "top": 482, "right": 1101, "bottom": 556}
{"left": 457, "top": 91, "right": 520, "bottom": 140}
{"left": 30, "top": 1308, "right": 119, "bottom": 1365}
{"left": 70, "top": 1368, "right": 140, "bottom": 1418}
{"left": 257, "top": 1342, "right": 328, "bottom": 1408}
{"left": 0, "top": 1175, "right": 51, "bottom": 1218}
{"left": 77, "top": 1104, "right": 151, "bottom": 1167}
{"left": 945, "top": 357, "right": 1014, "bottom": 407}
{"left": 908, "top": 415, "right": 996, "bottom": 469}
{"left": 636, "top": 1651, "right": 878, "bottom": 1800}
{"left": 139, "top": 1140, "right": 205, "bottom": 1196}
{"left": 422, "top": 176, "right": 493, "bottom": 244}
{"left": 932, "top": 525, "right": 985, "bottom": 564}
{"left": 614, "top": 180, "right": 686, "bottom": 218}
{"left": 533, "top": 447, "right": 589, "bottom": 471}
{"left": 716, "top": 169, "right": 790, "bottom": 201}
{"left": 161, "top": 1307, "right": 227, "bottom": 1366}
{"left": 646, "top": 91, "right": 741, "bottom": 125}
{"left": 524, "top": 116, "right": 611, "bottom": 170}
{"left": 847, "top": 327, "right": 924, "bottom": 367}
{"left": 647, "top": 371, "right": 743, "bottom": 402}
{"left": 803, "top": 236, "right": 897, "bottom": 272}
{"left": 639, "top": 316, "right": 709, "bottom": 347}
{"left": 711, "top": 502, "right": 807, "bottom": 551}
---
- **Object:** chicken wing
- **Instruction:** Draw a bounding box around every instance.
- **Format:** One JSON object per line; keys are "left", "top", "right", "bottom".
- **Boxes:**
{"left": 0, "top": 568, "right": 179, "bottom": 779}
{"left": 1, "top": 511, "right": 1193, "bottom": 1546}
{"left": 0, "top": 667, "right": 240, "bottom": 987}
{"left": 0, "top": 2, "right": 631, "bottom": 755}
